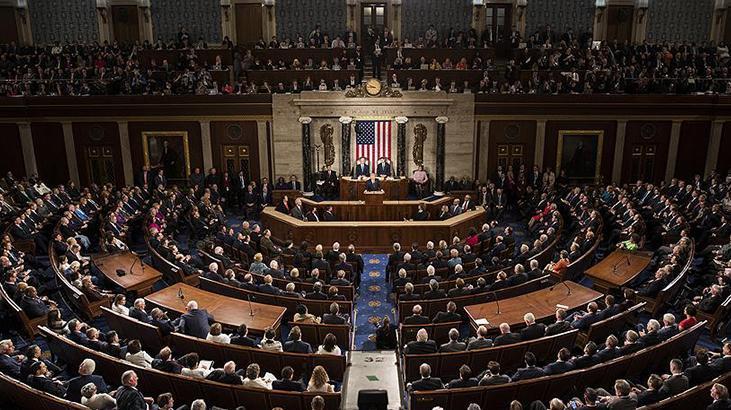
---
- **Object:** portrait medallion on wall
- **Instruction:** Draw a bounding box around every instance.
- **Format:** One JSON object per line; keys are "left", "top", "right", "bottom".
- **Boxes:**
{"left": 142, "top": 131, "right": 191, "bottom": 180}
{"left": 556, "top": 130, "right": 604, "bottom": 183}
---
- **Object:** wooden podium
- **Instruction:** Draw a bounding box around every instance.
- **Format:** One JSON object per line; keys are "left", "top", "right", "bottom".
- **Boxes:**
{"left": 363, "top": 190, "right": 385, "bottom": 206}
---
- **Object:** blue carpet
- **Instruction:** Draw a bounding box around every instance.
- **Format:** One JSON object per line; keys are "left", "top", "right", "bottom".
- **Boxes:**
{"left": 354, "top": 254, "right": 394, "bottom": 350}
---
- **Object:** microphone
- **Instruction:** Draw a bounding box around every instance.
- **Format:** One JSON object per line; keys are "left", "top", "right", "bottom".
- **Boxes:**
{"left": 178, "top": 287, "right": 185, "bottom": 301}
{"left": 626, "top": 255, "right": 631, "bottom": 266}
{"left": 550, "top": 281, "right": 572, "bottom": 295}
{"left": 247, "top": 293, "right": 255, "bottom": 317}
{"left": 490, "top": 291, "right": 500, "bottom": 315}
{"left": 128, "top": 257, "right": 139, "bottom": 276}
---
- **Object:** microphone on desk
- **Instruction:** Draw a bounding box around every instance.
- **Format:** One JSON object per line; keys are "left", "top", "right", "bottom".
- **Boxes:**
{"left": 626, "top": 255, "right": 631, "bottom": 266}
{"left": 490, "top": 291, "right": 500, "bottom": 315}
{"left": 178, "top": 287, "right": 185, "bottom": 301}
{"left": 550, "top": 281, "right": 572, "bottom": 295}
{"left": 128, "top": 257, "right": 139, "bottom": 276}
{"left": 247, "top": 293, "right": 255, "bottom": 317}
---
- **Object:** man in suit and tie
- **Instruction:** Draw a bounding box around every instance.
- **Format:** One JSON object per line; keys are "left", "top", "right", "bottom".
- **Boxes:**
{"left": 365, "top": 173, "right": 382, "bottom": 192}
{"left": 64, "top": 359, "right": 109, "bottom": 403}
{"left": 134, "top": 165, "right": 152, "bottom": 188}
{"left": 290, "top": 198, "right": 307, "bottom": 221}
{"left": 272, "top": 366, "right": 304, "bottom": 392}
{"left": 0, "top": 339, "right": 23, "bottom": 380}
{"left": 432, "top": 301, "right": 461, "bottom": 323}
{"left": 519, "top": 312, "right": 547, "bottom": 341}
{"left": 467, "top": 326, "right": 494, "bottom": 350}
{"left": 511, "top": 352, "right": 546, "bottom": 381}
{"left": 288, "top": 175, "right": 301, "bottom": 191}
{"left": 322, "top": 205, "right": 336, "bottom": 221}
{"left": 408, "top": 363, "right": 444, "bottom": 391}
{"left": 439, "top": 328, "right": 467, "bottom": 352}
{"left": 450, "top": 198, "right": 463, "bottom": 216}
{"left": 542, "top": 348, "right": 575, "bottom": 375}
{"left": 283, "top": 326, "right": 313, "bottom": 353}
{"left": 494, "top": 323, "right": 522, "bottom": 346}
{"left": 405, "top": 328, "right": 439, "bottom": 354}
{"left": 376, "top": 158, "right": 392, "bottom": 177}
{"left": 354, "top": 157, "right": 370, "bottom": 178}
{"left": 462, "top": 195, "right": 474, "bottom": 212}
{"left": 545, "top": 309, "right": 572, "bottom": 336}
{"left": 493, "top": 188, "right": 506, "bottom": 218}
{"left": 153, "top": 169, "right": 166, "bottom": 189}
{"left": 175, "top": 300, "right": 213, "bottom": 339}
{"left": 321, "top": 165, "right": 338, "bottom": 199}
{"left": 659, "top": 359, "right": 690, "bottom": 397}
{"left": 404, "top": 305, "right": 430, "bottom": 325}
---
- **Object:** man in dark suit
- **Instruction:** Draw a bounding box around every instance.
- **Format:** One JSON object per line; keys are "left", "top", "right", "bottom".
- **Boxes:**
{"left": 432, "top": 301, "right": 461, "bottom": 323}
{"left": 65, "top": 359, "right": 109, "bottom": 402}
{"left": 619, "top": 331, "right": 644, "bottom": 356}
{"left": 403, "top": 305, "right": 430, "bottom": 325}
{"left": 659, "top": 359, "right": 689, "bottom": 397}
{"left": 151, "top": 347, "right": 183, "bottom": 374}
{"left": 404, "top": 329, "right": 438, "bottom": 354}
{"left": 684, "top": 350, "right": 717, "bottom": 386}
{"left": 439, "top": 328, "right": 467, "bottom": 352}
{"left": 570, "top": 302, "right": 602, "bottom": 330}
{"left": 545, "top": 309, "right": 572, "bottom": 336}
{"left": 494, "top": 323, "right": 521, "bottom": 346}
{"left": 572, "top": 342, "right": 599, "bottom": 369}
{"left": 258, "top": 275, "right": 283, "bottom": 295}
{"left": 520, "top": 312, "right": 547, "bottom": 341}
{"left": 478, "top": 361, "right": 511, "bottom": 386}
{"left": 27, "top": 361, "right": 65, "bottom": 397}
{"left": 175, "top": 300, "right": 213, "bottom": 339}
{"left": 423, "top": 279, "right": 447, "bottom": 299}
{"left": 354, "top": 158, "right": 370, "bottom": 178}
{"left": 323, "top": 302, "right": 348, "bottom": 324}
{"left": 0, "top": 339, "right": 22, "bottom": 380}
{"left": 231, "top": 324, "right": 258, "bottom": 348}
{"left": 634, "top": 374, "right": 664, "bottom": 407}
{"left": 599, "top": 379, "right": 637, "bottom": 409}
{"left": 206, "top": 361, "right": 243, "bottom": 385}
{"left": 408, "top": 363, "right": 444, "bottom": 391}
{"left": 128, "top": 298, "right": 152, "bottom": 324}
{"left": 114, "top": 370, "right": 147, "bottom": 409}
{"left": 467, "top": 326, "right": 494, "bottom": 350}
{"left": 365, "top": 173, "right": 382, "bottom": 192}
{"left": 272, "top": 366, "right": 304, "bottom": 392}
{"left": 543, "top": 348, "right": 575, "bottom": 375}
{"left": 288, "top": 175, "right": 302, "bottom": 190}
{"left": 511, "top": 352, "right": 545, "bottom": 381}
{"left": 290, "top": 198, "right": 307, "bottom": 221}
{"left": 413, "top": 204, "right": 429, "bottom": 221}
{"left": 446, "top": 365, "right": 478, "bottom": 389}
{"left": 708, "top": 383, "right": 731, "bottom": 409}
{"left": 283, "top": 326, "right": 313, "bottom": 353}
{"left": 376, "top": 159, "right": 392, "bottom": 177}
{"left": 150, "top": 308, "right": 175, "bottom": 337}
{"left": 594, "top": 335, "right": 620, "bottom": 363}
{"left": 305, "top": 282, "right": 328, "bottom": 300}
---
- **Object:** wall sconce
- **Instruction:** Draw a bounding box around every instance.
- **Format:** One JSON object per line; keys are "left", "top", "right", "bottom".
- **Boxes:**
{"left": 473, "top": 0, "right": 485, "bottom": 22}
{"left": 516, "top": 0, "right": 528, "bottom": 20}
{"left": 716, "top": 0, "right": 728, "bottom": 24}
{"left": 635, "top": 0, "right": 648, "bottom": 23}
{"left": 595, "top": 0, "right": 607, "bottom": 23}
{"left": 138, "top": 0, "right": 150, "bottom": 23}
{"left": 262, "top": 0, "right": 275, "bottom": 21}
{"left": 221, "top": 0, "right": 231, "bottom": 22}
{"left": 15, "top": 0, "right": 27, "bottom": 24}
{"left": 96, "top": 0, "right": 108, "bottom": 24}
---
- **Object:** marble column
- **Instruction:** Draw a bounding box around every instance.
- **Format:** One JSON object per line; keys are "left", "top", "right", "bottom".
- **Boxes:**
{"left": 17, "top": 122, "right": 37, "bottom": 177}
{"left": 665, "top": 120, "right": 682, "bottom": 183}
{"left": 62, "top": 122, "right": 80, "bottom": 185}
{"left": 339, "top": 116, "right": 353, "bottom": 176}
{"left": 299, "top": 117, "right": 313, "bottom": 194}
{"left": 257, "top": 121, "right": 270, "bottom": 180}
{"left": 395, "top": 116, "right": 408, "bottom": 177}
{"left": 435, "top": 116, "right": 448, "bottom": 194}
{"left": 706, "top": 120, "right": 724, "bottom": 178}
{"left": 200, "top": 120, "right": 213, "bottom": 171}
{"left": 117, "top": 121, "right": 134, "bottom": 186}
{"left": 612, "top": 120, "right": 627, "bottom": 184}
{"left": 534, "top": 120, "right": 546, "bottom": 169}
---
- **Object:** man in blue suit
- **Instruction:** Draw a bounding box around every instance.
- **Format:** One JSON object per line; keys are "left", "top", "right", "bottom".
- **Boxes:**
{"left": 175, "top": 300, "right": 213, "bottom": 339}
{"left": 65, "top": 359, "right": 109, "bottom": 403}
{"left": 376, "top": 159, "right": 392, "bottom": 177}
{"left": 283, "top": 326, "right": 313, "bottom": 353}
{"left": 365, "top": 173, "right": 382, "bottom": 192}
{"left": 0, "top": 339, "right": 22, "bottom": 379}
{"left": 354, "top": 158, "right": 370, "bottom": 178}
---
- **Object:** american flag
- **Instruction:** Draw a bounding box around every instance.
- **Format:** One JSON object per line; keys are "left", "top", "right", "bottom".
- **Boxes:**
{"left": 355, "top": 120, "right": 392, "bottom": 167}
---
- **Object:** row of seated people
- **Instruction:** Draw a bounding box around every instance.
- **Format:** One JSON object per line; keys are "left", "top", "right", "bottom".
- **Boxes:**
{"left": 0, "top": 338, "right": 335, "bottom": 409}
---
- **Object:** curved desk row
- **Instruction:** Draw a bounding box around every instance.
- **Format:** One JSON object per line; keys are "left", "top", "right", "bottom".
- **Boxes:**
{"left": 298, "top": 196, "right": 452, "bottom": 221}
{"left": 261, "top": 206, "right": 486, "bottom": 253}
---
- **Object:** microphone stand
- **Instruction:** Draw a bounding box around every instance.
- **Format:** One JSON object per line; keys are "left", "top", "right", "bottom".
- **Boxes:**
{"left": 247, "top": 293, "right": 255, "bottom": 317}
{"left": 491, "top": 291, "right": 500, "bottom": 315}
{"left": 550, "top": 281, "right": 572, "bottom": 295}
{"left": 128, "top": 257, "right": 138, "bottom": 276}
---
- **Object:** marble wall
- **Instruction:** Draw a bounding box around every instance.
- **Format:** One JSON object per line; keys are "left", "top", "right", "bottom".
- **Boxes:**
{"left": 271, "top": 92, "right": 475, "bottom": 184}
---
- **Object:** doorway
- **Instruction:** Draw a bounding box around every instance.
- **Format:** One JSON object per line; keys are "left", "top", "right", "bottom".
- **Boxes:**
{"left": 606, "top": 6, "right": 634, "bottom": 42}
{"left": 222, "top": 145, "right": 253, "bottom": 184}
{"left": 361, "top": 3, "right": 387, "bottom": 49}
{"left": 236, "top": 3, "right": 263, "bottom": 46}
{"left": 111, "top": 5, "right": 140, "bottom": 44}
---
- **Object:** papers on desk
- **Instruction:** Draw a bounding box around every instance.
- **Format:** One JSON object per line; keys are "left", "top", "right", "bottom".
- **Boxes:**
{"left": 556, "top": 304, "right": 569, "bottom": 310}
{"left": 474, "top": 318, "right": 490, "bottom": 326}
{"left": 199, "top": 360, "right": 214, "bottom": 370}
{"left": 263, "top": 372, "right": 277, "bottom": 383}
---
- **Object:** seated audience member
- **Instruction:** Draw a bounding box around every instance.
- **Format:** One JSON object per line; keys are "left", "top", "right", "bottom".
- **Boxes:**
{"left": 375, "top": 316, "right": 398, "bottom": 349}
{"left": 179, "top": 353, "right": 210, "bottom": 379}
{"left": 408, "top": 363, "right": 444, "bottom": 391}
{"left": 709, "top": 383, "right": 731, "bottom": 409}
{"left": 545, "top": 308, "right": 571, "bottom": 336}
{"left": 659, "top": 358, "right": 689, "bottom": 397}
{"left": 80, "top": 382, "right": 116, "bottom": 409}
{"left": 620, "top": 330, "right": 643, "bottom": 355}
{"left": 598, "top": 379, "right": 637, "bottom": 409}
{"left": 447, "top": 364, "right": 479, "bottom": 388}
{"left": 293, "top": 304, "right": 321, "bottom": 324}
{"left": 151, "top": 346, "right": 183, "bottom": 374}
{"left": 571, "top": 341, "right": 599, "bottom": 369}
{"left": 206, "top": 361, "right": 243, "bottom": 385}
{"left": 494, "top": 323, "right": 521, "bottom": 346}
{"left": 323, "top": 302, "right": 348, "bottom": 324}
{"left": 595, "top": 335, "right": 620, "bottom": 363}
{"left": 27, "top": 361, "right": 66, "bottom": 397}
{"left": 317, "top": 333, "right": 342, "bottom": 355}
{"left": 404, "top": 304, "right": 430, "bottom": 325}
{"left": 129, "top": 298, "right": 152, "bottom": 323}
{"left": 242, "top": 363, "right": 272, "bottom": 390}
{"left": 284, "top": 326, "right": 313, "bottom": 353}
{"left": 543, "top": 348, "right": 575, "bottom": 375}
{"left": 511, "top": 352, "right": 545, "bottom": 381}
{"left": 658, "top": 313, "right": 679, "bottom": 341}
{"left": 432, "top": 301, "right": 461, "bottom": 323}
{"left": 440, "top": 328, "right": 467, "bottom": 352}
{"left": 467, "top": 325, "right": 494, "bottom": 350}
{"left": 638, "top": 319, "right": 662, "bottom": 347}
{"left": 114, "top": 370, "right": 147, "bottom": 410}
{"left": 570, "top": 301, "right": 601, "bottom": 330}
{"left": 231, "top": 323, "right": 258, "bottom": 347}
{"left": 307, "top": 365, "right": 335, "bottom": 393}
{"left": 478, "top": 361, "right": 511, "bottom": 386}
{"left": 520, "top": 312, "right": 547, "bottom": 341}
{"left": 65, "top": 359, "right": 109, "bottom": 403}
{"left": 631, "top": 374, "right": 664, "bottom": 407}
{"left": 684, "top": 350, "right": 717, "bottom": 385}
{"left": 125, "top": 339, "right": 153, "bottom": 368}
{"left": 176, "top": 300, "right": 213, "bottom": 339}
{"left": 206, "top": 322, "right": 231, "bottom": 344}
{"left": 679, "top": 304, "right": 699, "bottom": 331}
{"left": 260, "top": 327, "right": 283, "bottom": 352}
{"left": 405, "top": 328, "right": 438, "bottom": 354}
{"left": 272, "top": 366, "right": 304, "bottom": 392}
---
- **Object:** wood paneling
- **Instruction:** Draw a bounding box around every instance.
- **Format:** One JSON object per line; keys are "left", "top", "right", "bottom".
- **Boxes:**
{"left": 544, "top": 121, "right": 616, "bottom": 183}
{"left": 606, "top": 6, "right": 634, "bottom": 42}
{"left": 718, "top": 122, "right": 731, "bottom": 175}
{"left": 210, "top": 121, "right": 260, "bottom": 182}
{"left": 235, "top": 3, "right": 263, "bottom": 46}
{"left": 72, "top": 122, "right": 123, "bottom": 186}
{"left": 487, "top": 120, "right": 536, "bottom": 174}
{"left": 0, "top": 7, "right": 18, "bottom": 44}
{"left": 675, "top": 121, "right": 711, "bottom": 180}
{"left": 621, "top": 121, "right": 671, "bottom": 184}
{"left": 0, "top": 124, "right": 24, "bottom": 179}
{"left": 127, "top": 121, "right": 203, "bottom": 182}
{"left": 111, "top": 5, "right": 140, "bottom": 44}
{"left": 31, "top": 123, "right": 68, "bottom": 185}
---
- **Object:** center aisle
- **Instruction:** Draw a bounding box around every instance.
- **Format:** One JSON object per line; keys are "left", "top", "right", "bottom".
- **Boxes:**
{"left": 354, "top": 254, "right": 395, "bottom": 350}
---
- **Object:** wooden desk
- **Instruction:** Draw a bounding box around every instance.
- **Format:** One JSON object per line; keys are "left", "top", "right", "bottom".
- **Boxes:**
{"left": 383, "top": 48, "right": 497, "bottom": 67}
{"left": 94, "top": 252, "right": 162, "bottom": 296}
{"left": 585, "top": 249, "right": 653, "bottom": 294}
{"left": 463, "top": 281, "right": 603, "bottom": 332}
{"left": 339, "top": 176, "right": 408, "bottom": 201}
{"left": 261, "top": 206, "right": 485, "bottom": 253}
{"left": 298, "top": 196, "right": 450, "bottom": 222}
{"left": 245, "top": 69, "right": 359, "bottom": 87}
{"left": 145, "top": 283, "right": 286, "bottom": 335}
{"left": 272, "top": 189, "right": 303, "bottom": 207}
